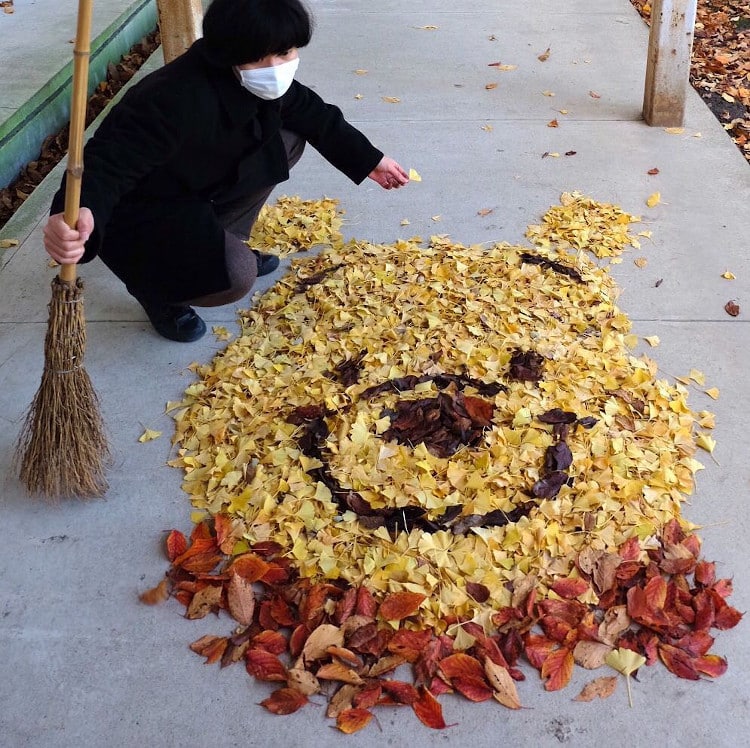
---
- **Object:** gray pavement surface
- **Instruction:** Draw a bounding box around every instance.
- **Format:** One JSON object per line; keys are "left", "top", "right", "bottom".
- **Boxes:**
{"left": 1, "top": 1, "right": 749, "bottom": 746}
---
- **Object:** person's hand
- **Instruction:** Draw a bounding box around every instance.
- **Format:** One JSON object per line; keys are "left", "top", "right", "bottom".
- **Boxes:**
{"left": 43, "top": 208, "right": 94, "bottom": 264}
{"left": 368, "top": 156, "right": 409, "bottom": 190}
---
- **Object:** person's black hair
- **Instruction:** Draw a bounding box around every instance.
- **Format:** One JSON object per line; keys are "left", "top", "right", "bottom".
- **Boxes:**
{"left": 202, "top": 0, "right": 313, "bottom": 66}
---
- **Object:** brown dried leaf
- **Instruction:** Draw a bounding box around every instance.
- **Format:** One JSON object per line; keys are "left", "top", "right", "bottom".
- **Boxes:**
{"left": 369, "top": 654, "right": 406, "bottom": 677}
{"left": 302, "top": 623, "right": 345, "bottom": 662}
{"left": 573, "top": 676, "right": 618, "bottom": 702}
{"left": 287, "top": 667, "right": 321, "bottom": 696}
{"left": 327, "top": 684, "right": 358, "bottom": 719}
{"left": 725, "top": 300, "right": 740, "bottom": 316}
{"left": 327, "top": 646, "right": 363, "bottom": 669}
{"left": 484, "top": 659, "right": 522, "bottom": 709}
{"left": 186, "top": 584, "right": 222, "bottom": 620}
{"left": 227, "top": 572, "right": 255, "bottom": 626}
{"left": 573, "top": 641, "right": 613, "bottom": 670}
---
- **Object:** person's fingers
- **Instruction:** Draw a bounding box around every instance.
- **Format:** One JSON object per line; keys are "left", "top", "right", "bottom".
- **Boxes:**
{"left": 77, "top": 207, "right": 94, "bottom": 243}
{"left": 43, "top": 213, "right": 87, "bottom": 263}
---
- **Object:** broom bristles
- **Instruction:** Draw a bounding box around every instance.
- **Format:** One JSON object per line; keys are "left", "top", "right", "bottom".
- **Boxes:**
{"left": 16, "top": 276, "right": 110, "bottom": 500}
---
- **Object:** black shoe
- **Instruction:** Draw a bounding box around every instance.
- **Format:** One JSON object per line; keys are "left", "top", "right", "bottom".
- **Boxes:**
{"left": 252, "top": 250, "right": 280, "bottom": 276}
{"left": 139, "top": 300, "right": 207, "bottom": 342}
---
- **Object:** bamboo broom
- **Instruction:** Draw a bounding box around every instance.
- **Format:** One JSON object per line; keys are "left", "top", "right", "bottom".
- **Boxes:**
{"left": 16, "top": 0, "right": 110, "bottom": 499}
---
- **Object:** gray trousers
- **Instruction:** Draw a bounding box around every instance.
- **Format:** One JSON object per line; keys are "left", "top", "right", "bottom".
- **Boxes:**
{"left": 186, "top": 130, "right": 305, "bottom": 307}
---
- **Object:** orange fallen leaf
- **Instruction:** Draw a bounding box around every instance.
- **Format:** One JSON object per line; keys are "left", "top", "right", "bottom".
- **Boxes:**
{"left": 229, "top": 553, "right": 270, "bottom": 583}
{"left": 245, "top": 648, "right": 288, "bottom": 682}
{"left": 485, "top": 82, "right": 498, "bottom": 90}
{"left": 541, "top": 647, "right": 575, "bottom": 691}
{"left": 547, "top": 119, "right": 559, "bottom": 128}
{"left": 165, "top": 529, "right": 187, "bottom": 561}
{"left": 316, "top": 662, "right": 364, "bottom": 685}
{"left": 379, "top": 591, "right": 426, "bottom": 620}
{"left": 538, "top": 46, "right": 551, "bottom": 62}
{"left": 412, "top": 687, "right": 448, "bottom": 729}
{"left": 452, "top": 675, "right": 494, "bottom": 702}
{"left": 252, "top": 630, "right": 288, "bottom": 655}
{"left": 551, "top": 577, "right": 589, "bottom": 599}
{"left": 189, "top": 634, "right": 228, "bottom": 665}
{"left": 381, "top": 679, "right": 420, "bottom": 705}
{"left": 260, "top": 687, "right": 308, "bottom": 715}
{"left": 648, "top": 167, "right": 660, "bottom": 175}
{"left": 139, "top": 579, "right": 169, "bottom": 606}
{"left": 439, "top": 652, "right": 486, "bottom": 681}
{"left": 336, "top": 708, "right": 373, "bottom": 734}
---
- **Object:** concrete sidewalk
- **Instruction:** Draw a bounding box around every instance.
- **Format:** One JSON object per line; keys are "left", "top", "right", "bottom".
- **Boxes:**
{"left": 1, "top": 1, "right": 749, "bottom": 746}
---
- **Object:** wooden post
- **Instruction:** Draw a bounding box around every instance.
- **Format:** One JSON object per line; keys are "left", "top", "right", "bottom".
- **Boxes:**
{"left": 643, "top": 0, "right": 698, "bottom": 126}
{"left": 157, "top": 0, "right": 203, "bottom": 64}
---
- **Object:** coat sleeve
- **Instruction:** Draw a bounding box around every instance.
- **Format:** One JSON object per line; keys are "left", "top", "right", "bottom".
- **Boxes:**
{"left": 50, "top": 85, "right": 191, "bottom": 258}
{"left": 279, "top": 82, "right": 383, "bottom": 184}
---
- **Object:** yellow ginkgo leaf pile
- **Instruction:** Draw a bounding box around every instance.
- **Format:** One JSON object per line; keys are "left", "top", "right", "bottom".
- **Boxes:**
{"left": 169, "top": 196, "right": 710, "bottom": 632}
{"left": 247, "top": 194, "right": 343, "bottom": 258}
{"left": 525, "top": 191, "right": 646, "bottom": 256}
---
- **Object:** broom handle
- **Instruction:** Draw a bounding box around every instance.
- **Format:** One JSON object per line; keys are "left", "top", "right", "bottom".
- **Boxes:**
{"left": 60, "top": 0, "right": 94, "bottom": 285}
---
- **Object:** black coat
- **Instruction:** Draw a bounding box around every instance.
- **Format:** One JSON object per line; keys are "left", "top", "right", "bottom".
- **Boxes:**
{"left": 51, "top": 39, "right": 383, "bottom": 299}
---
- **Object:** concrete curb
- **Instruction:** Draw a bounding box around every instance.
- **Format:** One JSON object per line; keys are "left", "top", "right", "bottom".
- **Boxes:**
{"left": 0, "top": 0, "right": 157, "bottom": 189}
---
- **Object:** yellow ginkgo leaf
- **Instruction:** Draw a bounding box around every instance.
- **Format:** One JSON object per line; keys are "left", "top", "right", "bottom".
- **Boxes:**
{"left": 721, "top": 271, "right": 736, "bottom": 280}
{"left": 382, "top": 96, "right": 401, "bottom": 103}
{"left": 0, "top": 238, "right": 19, "bottom": 249}
{"left": 705, "top": 387, "right": 720, "bottom": 400}
{"left": 644, "top": 336, "right": 660, "bottom": 347}
{"left": 212, "top": 326, "right": 232, "bottom": 341}
{"left": 634, "top": 257, "right": 648, "bottom": 268}
{"left": 408, "top": 168, "right": 422, "bottom": 182}
{"left": 664, "top": 127, "right": 685, "bottom": 134}
{"left": 400, "top": 218, "right": 411, "bottom": 226}
{"left": 605, "top": 647, "right": 646, "bottom": 707}
{"left": 689, "top": 369, "right": 705, "bottom": 385}
{"left": 696, "top": 433, "right": 716, "bottom": 454}
{"left": 646, "top": 192, "right": 661, "bottom": 208}
{"left": 139, "top": 428, "right": 162, "bottom": 443}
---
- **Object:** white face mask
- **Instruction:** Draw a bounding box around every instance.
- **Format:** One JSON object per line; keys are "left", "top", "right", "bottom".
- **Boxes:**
{"left": 237, "top": 57, "right": 299, "bottom": 100}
